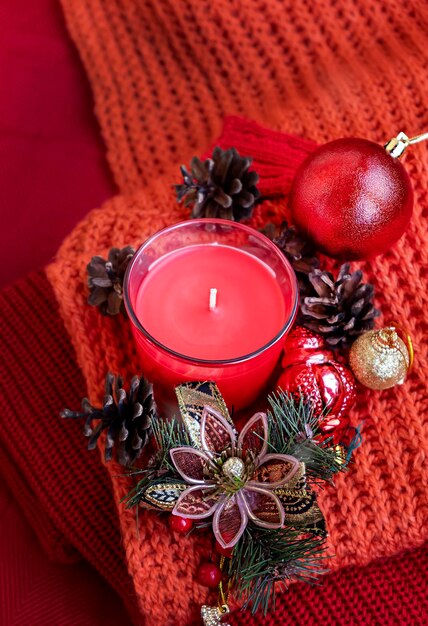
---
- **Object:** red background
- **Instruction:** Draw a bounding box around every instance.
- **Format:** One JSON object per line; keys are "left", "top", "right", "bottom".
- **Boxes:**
{"left": 0, "top": 0, "right": 115, "bottom": 288}
{"left": 0, "top": 0, "right": 129, "bottom": 624}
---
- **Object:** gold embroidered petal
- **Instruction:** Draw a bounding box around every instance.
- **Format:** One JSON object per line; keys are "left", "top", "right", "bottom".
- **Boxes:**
{"left": 144, "top": 481, "right": 187, "bottom": 511}
{"left": 176, "top": 381, "right": 233, "bottom": 449}
{"left": 274, "top": 462, "right": 326, "bottom": 535}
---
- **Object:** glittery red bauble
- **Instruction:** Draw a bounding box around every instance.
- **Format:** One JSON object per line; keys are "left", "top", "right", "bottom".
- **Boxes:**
{"left": 196, "top": 562, "right": 222, "bottom": 588}
{"left": 168, "top": 515, "right": 193, "bottom": 534}
{"left": 276, "top": 327, "right": 356, "bottom": 442}
{"left": 289, "top": 138, "right": 413, "bottom": 260}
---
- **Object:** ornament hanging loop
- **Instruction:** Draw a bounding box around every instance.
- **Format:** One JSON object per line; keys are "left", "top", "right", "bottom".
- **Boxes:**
{"left": 389, "top": 321, "right": 414, "bottom": 372}
{"left": 217, "top": 555, "right": 231, "bottom": 611}
{"left": 385, "top": 131, "right": 428, "bottom": 158}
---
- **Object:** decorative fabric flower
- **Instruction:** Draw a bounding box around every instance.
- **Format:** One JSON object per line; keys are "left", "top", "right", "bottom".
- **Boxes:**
{"left": 170, "top": 407, "right": 300, "bottom": 548}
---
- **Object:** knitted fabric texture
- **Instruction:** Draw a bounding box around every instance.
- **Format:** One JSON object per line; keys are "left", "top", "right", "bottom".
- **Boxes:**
{"left": 1, "top": 272, "right": 428, "bottom": 626}
{"left": 0, "top": 271, "right": 141, "bottom": 625}
{"left": 59, "top": 0, "right": 428, "bottom": 194}
{"left": 229, "top": 542, "right": 428, "bottom": 626}
{"left": 47, "top": 1, "right": 428, "bottom": 624}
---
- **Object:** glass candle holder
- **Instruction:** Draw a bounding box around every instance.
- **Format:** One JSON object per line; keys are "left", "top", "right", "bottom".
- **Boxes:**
{"left": 124, "top": 219, "right": 298, "bottom": 411}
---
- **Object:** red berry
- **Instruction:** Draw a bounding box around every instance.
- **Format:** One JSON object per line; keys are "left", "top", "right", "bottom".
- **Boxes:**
{"left": 290, "top": 138, "right": 413, "bottom": 260}
{"left": 168, "top": 515, "right": 193, "bottom": 534}
{"left": 196, "top": 562, "right": 222, "bottom": 588}
{"left": 215, "top": 541, "right": 233, "bottom": 558}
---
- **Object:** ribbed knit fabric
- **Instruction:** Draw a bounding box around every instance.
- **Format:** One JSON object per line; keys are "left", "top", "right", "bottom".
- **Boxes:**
{"left": 0, "top": 271, "right": 140, "bottom": 625}
{"left": 230, "top": 543, "right": 428, "bottom": 626}
{"left": 59, "top": 0, "right": 428, "bottom": 194}
{"left": 42, "top": 1, "right": 428, "bottom": 624}
{"left": 0, "top": 477, "right": 132, "bottom": 626}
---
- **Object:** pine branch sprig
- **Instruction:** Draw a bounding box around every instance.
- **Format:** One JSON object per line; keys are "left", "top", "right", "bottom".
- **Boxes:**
{"left": 122, "top": 468, "right": 161, "bottom": 509}
{"left": 151, "top": 416, "right": 192, "bottom": 472}
{"left": 267, "top": 391, "right": 345, "bottom": 480}
{"left": 267, "top": 391, "right": 318, "bottom": 453}
{"left": 123, "top": 417, "right": 191, "bottom": 508}
{"left": 229, "top": 526, "right": 328, "bottom": 614}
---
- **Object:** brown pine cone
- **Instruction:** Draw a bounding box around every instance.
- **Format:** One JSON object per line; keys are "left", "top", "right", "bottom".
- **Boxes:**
{"left": 298, "top": 263, "right": 381, "bottom": 348}
{"left": 262, "top": 221, "right": 319, "bottom": 293}
{"left": 175, "top": 146, "right": 260, "bottom": 221}
{"left": 61, "top": 373, "right": 156, "bottom": 466}
{"left": 87, "top": 246, "right": 135, "bottom": 316}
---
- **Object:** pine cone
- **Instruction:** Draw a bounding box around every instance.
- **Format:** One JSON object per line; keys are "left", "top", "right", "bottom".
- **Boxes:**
{"left": 61, "top": 373, "right": 156, "bottom": 466}
{"left": 176, "top": 146, "right": 260, "bottom": 221}
{"left": 263, "top": 221, "right": 319, "bottom": 292}
{"left": 87, "top": 246, "right": 135, "bottom": 316}
{"left": 298, "top": 263, "right": 381, "bottom": 348}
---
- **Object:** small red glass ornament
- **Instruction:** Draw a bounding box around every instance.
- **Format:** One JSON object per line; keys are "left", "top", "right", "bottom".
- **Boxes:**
{"left": 168, "top": 515, "right": 193, "bottom": 534}
{"left": 215, "top": 541, "right": 233, "bottom": 558}
{"left": 196, "top": 562, "right": 222, "bottom": 588}
{"left": 289, "top": 133, "right": 419, "bottom": 260}
{"left": 276, "top": 327, "right": 356, "bottom": 442}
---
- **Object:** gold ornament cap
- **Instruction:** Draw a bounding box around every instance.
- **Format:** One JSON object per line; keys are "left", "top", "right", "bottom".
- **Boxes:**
{"left": 201, "top": 604, "right": 230, "bottom": 626}
{"left": 349, "top": 327, "right": 411, "bottom": 390}
{"left": 385, "top": 131, "right": 428, "bottom": 158}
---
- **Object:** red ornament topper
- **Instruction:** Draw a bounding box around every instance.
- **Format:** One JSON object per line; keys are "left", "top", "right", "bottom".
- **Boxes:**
{"left": 276, "top": 327, "right": 356, "bottom": 443}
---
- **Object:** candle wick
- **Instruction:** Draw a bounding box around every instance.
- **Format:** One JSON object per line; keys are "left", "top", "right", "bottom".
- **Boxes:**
{"left": 209, "top": 288, "right": 218, "bottom": 311}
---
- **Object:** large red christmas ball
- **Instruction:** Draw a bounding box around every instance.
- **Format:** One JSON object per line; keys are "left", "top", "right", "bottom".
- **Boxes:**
{"left": 276, "top": 327, "right": 356, "bottom": 443}
{"left": 289, "top": 138, "right": 413, "bottom": 260}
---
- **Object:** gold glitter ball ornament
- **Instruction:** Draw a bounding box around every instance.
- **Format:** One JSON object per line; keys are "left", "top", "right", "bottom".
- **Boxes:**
{"left": 349, "top": 327, "right": 410, "bottom": 390}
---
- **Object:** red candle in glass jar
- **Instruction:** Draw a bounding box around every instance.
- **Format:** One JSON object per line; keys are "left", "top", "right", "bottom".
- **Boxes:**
{"left": 124, "top": 219, "right": 298, "bottom": 411}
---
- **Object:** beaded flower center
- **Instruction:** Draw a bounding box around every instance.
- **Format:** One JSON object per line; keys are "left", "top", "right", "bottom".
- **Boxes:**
{"left": 222, "top": 456, "right": 245, "bottom": 480}
{"left": 207, "top": 453, "right": 253, "bottom": 495}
